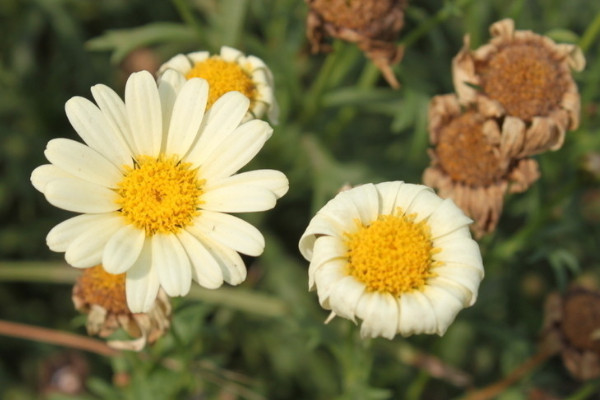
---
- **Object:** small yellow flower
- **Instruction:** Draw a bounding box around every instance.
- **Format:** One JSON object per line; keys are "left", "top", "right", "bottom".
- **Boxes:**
{"left": 299, "top": 182, "right": 484, "bottom": 339}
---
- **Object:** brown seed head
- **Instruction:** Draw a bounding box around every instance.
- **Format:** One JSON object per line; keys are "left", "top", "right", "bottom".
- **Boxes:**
{"left": 76, "top": 265, "right": 129, "bottom": 315}
{"left": 561, "top": 290, "right": 600, "bottom": 354}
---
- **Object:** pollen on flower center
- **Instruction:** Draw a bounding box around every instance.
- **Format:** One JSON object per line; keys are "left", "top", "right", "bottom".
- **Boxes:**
{"left": 185, "top": 58, "right": 257, "bottom": 108}
{"left": 436, "top": 111, "right": 504, "bottom": 186}
{"left": 117, "top": 156, "right": 203, "bottom": 236}
{"left": 478, "top": 43, "right": 568, "bottom": 121}
{"left": 77, "top": 265, "right": 129, "bottom": 314}
{"left": 345, "top": 210, "right": 437, "bottom": 296}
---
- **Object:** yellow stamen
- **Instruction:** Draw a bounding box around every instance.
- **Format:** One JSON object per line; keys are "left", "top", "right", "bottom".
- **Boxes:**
{"left": 345, "top": 210, "right": 438, "bottom": 296}
{"left": 117, "top": 156, "right": 203, "bottom": 235}
{"left": 186, "top": 57, "right": 257, "bottom": 108}
{"left": 78, "top": 265, "right": 128, "bottom": 314}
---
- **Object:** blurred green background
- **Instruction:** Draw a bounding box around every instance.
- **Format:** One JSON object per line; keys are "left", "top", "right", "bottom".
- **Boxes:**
{"left": 1, "top": 0, "right": 600, "bottom": 398}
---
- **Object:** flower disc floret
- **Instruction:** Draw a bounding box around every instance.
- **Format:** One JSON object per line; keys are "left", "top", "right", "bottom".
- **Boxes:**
{"left": 77, "top": 265, "right": 128, "bottom": 314}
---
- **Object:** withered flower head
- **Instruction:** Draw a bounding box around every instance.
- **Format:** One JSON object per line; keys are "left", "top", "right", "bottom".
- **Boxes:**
{"left": 452, "top": 19, "right": 585, "bottom": 157}
{"left": 305, "top": 0, "right": 407, "bottom": 88}
{"left": 543, "top": 287, "right": 600, "bottom": 380}
{"left": 72, "top": 265, "right": 171, "bottom": 351}
{"left": 423, "top": 94, "right": 540, "bottom": 237}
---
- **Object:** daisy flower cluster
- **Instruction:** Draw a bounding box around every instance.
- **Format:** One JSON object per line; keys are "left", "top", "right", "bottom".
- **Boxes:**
{"left": 424, "top": 19, "right": 585, "bottom": 237}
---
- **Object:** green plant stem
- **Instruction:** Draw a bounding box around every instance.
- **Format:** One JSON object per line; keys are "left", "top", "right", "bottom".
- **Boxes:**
{"left": 0, "top": 262, "right": 79, "bottom": 283}
{"left": 579, "top": 11, "right": 600, "bottom": 52}
{"left": 172, "top": 0, "right": 204, "bottom": 40}
{"left": 564, "top": 380, "right": 600, "bottom": 400}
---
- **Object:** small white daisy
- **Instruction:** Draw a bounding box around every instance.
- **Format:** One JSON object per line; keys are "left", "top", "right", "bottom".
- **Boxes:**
{"left": 299, "top": 182, "right": 484, "bottom": 339}
{"left": 158, "top": 46, "right": 278, "bottom": 123}
{"left": 32, "top": 70, "right": 288, "bottom": 312}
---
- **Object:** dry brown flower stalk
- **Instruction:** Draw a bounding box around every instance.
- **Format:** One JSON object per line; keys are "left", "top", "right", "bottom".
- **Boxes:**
{"left": 305, "top": 0, "right": 407, "bottom": 88}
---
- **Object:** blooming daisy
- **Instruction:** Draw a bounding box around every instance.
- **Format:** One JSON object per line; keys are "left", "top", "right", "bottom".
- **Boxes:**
{"left": 31, "top": 70, "right": 288, "bottom": 312}
{"left": 423, "top": 94, "right": 540, "bottom": 237}
{"left": 452, "top": 19, "right": 585, "bottom": 156}
{"left": 299, "top": 182, "right": 484, "bottom": 339}
{"left": 158, "top": 46, "right": 278, "bottom": 123}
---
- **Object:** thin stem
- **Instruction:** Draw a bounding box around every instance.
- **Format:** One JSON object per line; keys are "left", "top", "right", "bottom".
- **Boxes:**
{"left": 0, "top": 262, "right": 79, "bottom": 284}
{"left": 579, "top": 10, "right": 600, "bottom": 53}
{"left": 0, "top": 319, "right": 119, "bottom": 357}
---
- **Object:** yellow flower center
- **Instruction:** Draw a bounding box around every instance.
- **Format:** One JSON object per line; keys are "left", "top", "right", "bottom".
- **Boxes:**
{"left": 185, "top": 58, "right": 257, "bottom": 108}
{"left": 436, "top": 111, "right": 504, "bottom": 186}
{"left": 478, "top": 42, "right": 568, "bottom": 122}
{"left": 345, "top": 211, "right": 438, "bottom": 296}
{"left": 77, "top": 265, "right": 129, "bottom": 314}
{"left": 117, "top": 156, "right": 203, "bottom": 236}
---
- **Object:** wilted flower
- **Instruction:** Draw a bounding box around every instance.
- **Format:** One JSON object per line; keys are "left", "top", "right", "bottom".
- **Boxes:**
{"left": 543, "top": 286, "right": 600, "bottom": 380}
{"left": 31, "top": 71, "right": 288, "bottom": 312}
{"left": 305, "top": 0, "right": 406, "bottom": 88}
{"left": 423, "top": 94, "right": 540, "bottom": 237}
{"left": 72, "top": 265, "right": 171, "bottom": 351}
{"left": 452, "top": 19, "right": 585, "bottom": 156}
{"left": 158, "top": 46, "right": 278, "bottom": 123}
{"left": 299, "top": 182, "right": 484, "bottom": 339}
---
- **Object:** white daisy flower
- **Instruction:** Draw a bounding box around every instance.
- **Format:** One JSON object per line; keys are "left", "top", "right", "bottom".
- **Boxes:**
{"left": 299, "top": 182, "right": 483, "bottom": 339}
{"left": 158, "top": 46, "right": 278, "bottom": 124}
{"left": 31, "top": 70, "right": 288, "bottom": 313}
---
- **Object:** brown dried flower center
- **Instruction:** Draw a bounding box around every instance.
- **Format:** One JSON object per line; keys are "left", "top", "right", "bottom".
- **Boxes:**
{"left": 561, "top": 292, "right": 600, "bottom": 354}
{"left": 77, "top": 265, "right": 129, "bottom": 315}
{"left": 478, "top": 43, "right": 567, "bottom": 122}
{"left": 311, "top": 0, "right": 398, "bottom": 32}
{"left": 436, "top": 111, "right": 504, "bottom": 186}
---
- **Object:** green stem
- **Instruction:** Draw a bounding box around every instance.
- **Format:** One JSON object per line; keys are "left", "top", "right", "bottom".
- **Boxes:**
{"left": 172, "top": 0, "right": 204, "bottom": 40}
{"left": 579, "top": 11, "right": 600, "bottom": 52}
{"left": 564, "top": 380, "right": 600, "bottom": 400}
{"left": 0, "top": 262, "right": 79, "bottom": 284}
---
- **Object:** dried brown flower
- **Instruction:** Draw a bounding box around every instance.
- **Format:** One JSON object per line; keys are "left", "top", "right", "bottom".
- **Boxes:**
{"left": 305, "top": 0, "right": 406, "bottom": 88}
{"left": 423, "top": 94, "right": 540, "bottom": 237}
{"left": 72, "top": 265, "right": 171, "bottom": 351}
{"left": 543, "top": 287, "right": 600, "bottom": 380}
{"left": 452, "top": 19, "right": 585, "bottom": 157}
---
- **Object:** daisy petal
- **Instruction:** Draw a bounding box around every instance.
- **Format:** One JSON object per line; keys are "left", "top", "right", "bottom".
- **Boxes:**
{"left": 393, "top": 183, "right": 432, "bottom": 214}
{"left": 152, "top": 234, "right": 192, "bottom": 297}
{"left": 327, "top": 276, "right": 365, "bottom": 322}
{"left": 158, "top": 69, "right": 187, "bottom": 147}
{"left": 91, "top": 84, "right": 135, "bottom": 155}
{"left": 189, "top": 233, "right": 247, "bottom": 285}
{"left": 433, "top": 264, "right": 483, "bottom": 304}
{"left": 423, "top": 284, "right": 465, "bottom": 335}
{"left": 166, "top": 78, "right": 208, "bottom": 156}
{"left": 356, "top": 292, "right": 399, "bottom": 339}
{"left": 31, "top": 164, "right": 74, "bottom": 193}
{"left": 125, "top": 71, "right": 162, "bottom": 157}
{"left": 433, "top": 238, "right": 483, "bottom": 272}
{"left": 428, "top": 198, "right": 473, "bottom": 239}
{"left": 204, "top": 170, "right": 289, "bottom": 199}
{"left": 178, "top": 229, "right": 224, "bottom": 289}
{"left": 308, "top": 236, "right": 347, "bottom": 289}
{"left": 158, "top": 54, "right": 193, "bottom": 75}
{"left": 344, "top": 183, "right": 379, "bottom": 225}
{"left": 102, "top": 224, "right": 145, "bottom": 274}
{"left": 314, "top": 259, "right": 346, "bottom": 309}
{"left": 201, "top": 185, "right": 276, "bottom": 213}
{"left": 65, "top": 214, "right": 123, "bottom": 268}
{"left": 44, "top": 178, "right": 119, "bottom": 213}
{"left": 376, "top": 181, "right": 404, "bottom": 215}
{"left": 126, "top": 240, "right": 160, "bottom": 313}
{"left": 47, "top": 213, "right": 119, "bottom": 252}
{"left": 405, "top": 188, "right": 444, "bottom": 222}
{"left": 397, "top": 291, "right": 438, "bottom": 336}
{"left": 187, "top": 51, "right": 210, "bottom": 64}
{"left": 299, "top": 209, "right": 358, "bottom": 261}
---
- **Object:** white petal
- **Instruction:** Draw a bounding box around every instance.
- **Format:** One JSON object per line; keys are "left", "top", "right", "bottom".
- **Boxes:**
{"left": 205, "top": 169, "right": 289, "bottom": 199}
{"left": 125, "top": 71, "right": 162, "bottom": 157}
{"left": 152, "top": 233, "right": 192, "bottom": 297}
{"left": 102, "top": 224, "right": 145, "bottom": 274}
{"left": 308, "top": 235, "right": 347, "bottom": 289}
{"left": 65, "top": 97, "right": 133, "bottom": 168}
{"left": 178, "top": 229, "right": 224, "bottom": 289}
{"left": 422, "top": 284, "right": 465, "bottom": 335}
{"left": 433, "top": 238, "right": 483, "bottom": 272}
{"left": 44, "top": 138, "right": 122, "bottom": 188}
{"left": 190, "top": 211, "right": 264, "bottom": 256}
{"left": 91, "top": 84, "right": 135, "bottom": 155}
{"left": 428, "top": 198, "right": 473, "bottom": 239}
{"left": 185, "top": 92, "right": 249, "bottom": 168}
{"left": 327, "top": 276, "right": 366, "bottom": 322}
{"left": 158, "top": 53, "right": 193, "bottom": 75}
{"left": 64, "top": 214, "right": 123, "bottom": 268}
{"left": 314, "top": 259, "right": 346, "bottom": 309}
{"left": 201, "top": 185, "right": 276, "bottom": 213}
{"left": 356, "top": 292, "right": 399, "bottom": 339}
{"left": 31, "top": 164, "right": 74, "bottom": 193}
{"left": 220, "top": 46, "right": 244, "bottom": 62}
{"left": 187, "top": 51, "right": 210, "bottom": 64}
{"left": 165, "top": 78, "right": 208, "bottom": 156}
{"left": 44, "top": 178, "right": 120, "bottom": 213}
{"left": 47, "top": 213, "right": 118, "bottom": 252}
{"left": 126, "top": 240, "right": 159, "bottom": 312}
{"left": 393, "top": 183, "right": 432, "bottom": 214}
{"left": 397, "top": 291, "right": 438, "bottom": 336}
{"left": 433, "top": 225, "right": 472, "bottom": 244}
{"left": 405, "top": 188, "right": 444, "bottom": 223}
{"left": 197, "top": 119, "right": 272, "bottom": 180}
{"left": 158, "top": 69, "right": 187, "bottom": 148}
{"left": 433, "top": 264, "right": 483, "bottom": 305}
{"left": 375, "top": 181, "right": 404, "bottom": 215}
{"left": 343, "top": 183, "right": 379, "bottom": 225}
{"left": 187, "top": 232, "right": 247, "bottom": 285}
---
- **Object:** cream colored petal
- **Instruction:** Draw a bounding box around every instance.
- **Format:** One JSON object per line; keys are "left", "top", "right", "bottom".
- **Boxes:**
{"left": 393, "top": 183, "right": 432, "bottom": 214}
{"left": 308, "top": 235, "right": 347, "bottom": 289}
{"left": 220, "top": 46, "right": 244, "bottom": 62}
{"left": 187, "top": 51, "right": 210, "bottom": 64}
{"left": 65, "top": 214, "right": 123, "bottom": 268}
{"left": 433, "top": 225, "right": 472, "bottom": 245}
{"left": 191, "top": 211, "right": 265, "bottom": 257}
{"left": 158, "top": 53, "right": 193, "bottom": 75}
{"left": 405, "top": 186, "right": 443, "bottom": 222}
{"left": 433, "top": 238, "right": 483, "bottom": 272}
{"left": 126, "top": 240, "right": 160, "bottom": 313}
{"left": 397, "top": 291, "right": 438, "bottom": 336}
{"left": 65, "top": 97, "right": 132, "bottom": 168}
{"left": 158, "top": 69, "right": 186, "bottom": 149}
{"left": 44, "top": 178, "right": 120, "bottom": 214}
{"left": 44, "top": 138, "right": 122, "bottom": 188}
{"left": 327, "top": 276, "right": 366, "bottom": 322}
{"left": 429, "top": 270, "right": 480, "bottom": 307}
{"left": 374, "top": 181, "right": 404, "bottom": 215}
{"left": 428, "top": 198, "right": 473, "bottom": 240}
{"left": 178, "top": 229, "right": 224, "bottom": 289}
{"left": 201, "top": 185, "right": 277, "bottom": 213}
{"left": 185, "top": 92, "right": 250, "bottom": 168}
{"left": 343, "top": 183, "right": 379, "bottom": 225}
{"left": 102, "top": 224, "right": 145, "bottom": 274}
{"left": 314, "top": 259, "right": 346, "bottom": 309}
{"left": 299, "top": 210, "right": 357, "bottom": 261}
{"left": 125, "top": 71, "right": 163, "bottom": 158}
{"left": 199, "top": 119, "right": 273, "bottom": 180}
{"left": 152, "top": 233, "right": 192, "bottom": 297}
{"left": 91, "top": 84, "right": 135, "bottom": 156}
{"left": 47, "top": 213, "right": 119, "bottom": 252}
{"left": 187, "top": 232, "right": 247, "bottom": 285}
{"left": 356, "top": 292, "right": 399, "bottom": 339}
{"left": 31, "top": 164, "right": 74, "bottom": 193}
{"left": 205, "top": 170, "right": 289, "bottom": 199}
{"left": 422, "top": 284, "right": 465, "bottom": 336}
